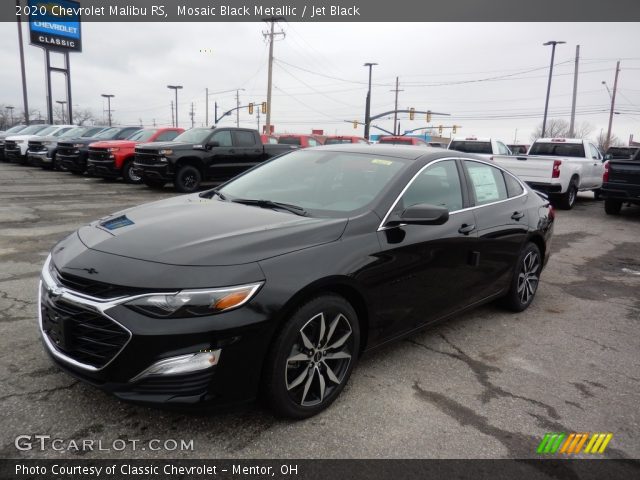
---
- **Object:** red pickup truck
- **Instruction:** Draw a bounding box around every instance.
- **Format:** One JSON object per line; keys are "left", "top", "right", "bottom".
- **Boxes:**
{"left": 87, "top": 127, "right": 183, "bottom": 183}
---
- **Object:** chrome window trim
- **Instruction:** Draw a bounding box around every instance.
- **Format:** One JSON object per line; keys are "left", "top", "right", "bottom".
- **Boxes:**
{"left": 377, "top": 156, "right": 528, "bottom": 231}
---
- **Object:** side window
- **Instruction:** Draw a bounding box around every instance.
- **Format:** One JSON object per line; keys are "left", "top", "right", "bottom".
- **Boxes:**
{"left": 496, "top": 142, "right": 509, "bottom": 155}
{"left": 234, "top": 131, "right": 256, "bottom": 147}
{"left": 308, "top": 138, "right": 318, "bottom": 147}
{"left": 210, "top": 130, "right": 232, "bottom": 147}
{"left": 589, "top": 144, "right": 601, "bottom": 160}
{"left": 117, "top": 128, "right": 140, "bottom": 140}
{"left": 400, "top": 160, "right": 463, "bottom": 212}
{"left": 503, "top": 172, "right": 524, "bottom": 197}
{"left": 155, "top": 130, "right": 180, "bottom": 142}
{"left": 465, "top": 161, "right": 508, "bottom": 206}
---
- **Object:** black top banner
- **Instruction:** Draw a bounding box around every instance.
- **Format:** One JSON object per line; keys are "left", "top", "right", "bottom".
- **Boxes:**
{"left": 5, "top": 0, "right": 640, "bottom": 22}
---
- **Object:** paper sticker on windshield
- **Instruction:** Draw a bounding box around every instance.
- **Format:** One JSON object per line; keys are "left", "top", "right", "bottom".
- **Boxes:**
{"left": 100, "top": 215, "right": 134, "bottom": 230}
{"left": 371, "top": 159, "right": 393, "bottom": 166}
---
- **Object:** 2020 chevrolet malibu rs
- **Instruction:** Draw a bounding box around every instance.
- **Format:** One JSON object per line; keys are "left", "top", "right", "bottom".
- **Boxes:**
{"left": 38, "top": 145, "right": 554, "bottom": 418}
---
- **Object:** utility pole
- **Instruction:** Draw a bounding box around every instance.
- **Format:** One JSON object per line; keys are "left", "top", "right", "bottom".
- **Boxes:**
{"left": 390, "top": 77, "right": 403, "bottom": 135}
{"left": 514, "top": 128, "right": 518, "bottom": 144}
{"left": 167, "top": 85, "right": 183, "bottom": 128}
{"left": 205, "top": 88, "right": 209, "bottom": 125}
{"left": 257, "top": 108, "right": 260, "bottom": 132}
{"left": 236, "top": 90, "right": 240, "bottom": 127}
{"left": 541, "top": 40, "right": 565, "bottom": 137}
{"left": 262, "top": 17, "right": 285, "bottom": 135}
{"left": 170, "top": 101, "right": 174, "bottom": 127}
{"left": 363, "top": 62, "right": 378, "bottom": 140}
{"left": 569, "top": 45, "right": 580, "bottom": 137}
{"left": 190, "top": 102, "right": 195, "bottom": 128}
{"left": 606, "top": 61, "right": 621, "bottom": 150}
{"left": 16, "top": 0, "right": 29, "bottom": 124}
{"left": 153, "top": 118, "right": 156, "bottom": 127}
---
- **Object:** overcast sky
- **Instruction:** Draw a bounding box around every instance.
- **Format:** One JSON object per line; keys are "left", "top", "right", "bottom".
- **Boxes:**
{"left": 1, "top": 22, "right": 639, "bottom": 143}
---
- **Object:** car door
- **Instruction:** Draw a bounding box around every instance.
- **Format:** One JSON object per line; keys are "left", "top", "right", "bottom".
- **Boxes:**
{"left": 462, "top": 159, "right": 529, "bottom": 301}
{"left": 205, "top": 129, "right": 234, "bottom": 179}
{"left": 372, "top": 159, "right": 481, "bottom": 340}
{"left": 588, "top": 143, "right": 605, "bottom": 187}
{"left": 232, "top": 130, "right": 264, "bottom": 171}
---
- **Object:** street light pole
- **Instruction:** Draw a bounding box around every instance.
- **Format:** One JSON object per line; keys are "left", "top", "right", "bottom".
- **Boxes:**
{"left": 101, "top": 94, "right": 114, "bottom": 126}
{"left": 363, "top": 62, "right": 378, "bottom": 140}
{"left": 541, "top": 40, "right": 565, "bottom": 138}
{"left": 167, "top": 85, "right": 183, "bottom": 127}
{"left": 56, "top": 100, "right": 67, "bottom": 123}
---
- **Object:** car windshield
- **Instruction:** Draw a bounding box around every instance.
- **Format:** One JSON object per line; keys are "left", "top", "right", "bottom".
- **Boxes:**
{"left": 5, "top": 125, "right": 27, "bottom": 134}
{"left": 94, "top": 127, "right": 121, "bottom": 139}
{"left": 380, "top": 138, "right": 413, "bottom": 145}
{"left": 81, "top": 127, "right": 108, "bottom": 137}
{"left": 36, "top": 126, "right": 59, "bottom": 136}
{"left": 52, "top": 128, "right": 74, "bottom": 137}
{"left": 219, "top": 150, "right": 407, "bottom": 215}
{"left": 325, "top": 138, "right": 354, "bottom": 144}
{"left": 59, "top": 127, "right": 86, "bottom": 138}
{"left": 607, "top": 147, "right": 637, "bottom": 159}
{"left": 173, "top": 128, "right": 211, "bottom": 144}
{"left": 278, "top": 137, "right": 302, "bottom": 145}
{"left": 449, "top": 141, "right": 492, "bottom": 154}
{"left": 127, "top": 129, "right": 158, "bottom": 142}
{"left": 529, "top": 142, "right": 586, "bottom": 157}
{"left": 18, "top": 125, "right": 49, "bottom": 135}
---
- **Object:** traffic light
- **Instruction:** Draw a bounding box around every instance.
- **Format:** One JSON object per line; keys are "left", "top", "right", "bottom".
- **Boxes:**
{"left": 353, "top": 120, "right": 358, "bottom": 129}
{"left": 452, "top": 125, "right": 457, "bottom": 134}
{"left": 426, "top": 111, "right": 432, "bottom": 123}
{"left": 248, "top": 103, "right": 254, "bottom": 114}
{"left": 261, "top": 102, "right": 268, "bottom": 114}
{"left": 438, "top": 125, "right": 443, "bottom": 134}
{"left": 409, "top": 107, "right": 415, "bottom": 120}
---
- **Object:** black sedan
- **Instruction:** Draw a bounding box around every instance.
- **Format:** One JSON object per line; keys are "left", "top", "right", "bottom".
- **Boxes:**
{"left": 39, "top": 145, "right": 554, "bottom": 418}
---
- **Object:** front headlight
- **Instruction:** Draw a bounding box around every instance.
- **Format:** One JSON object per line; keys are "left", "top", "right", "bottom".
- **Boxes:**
{"left": 124, "top": 283, "right": 263, "bottom": 318}
{"left": 107, "top": 147, "right": 119, "bottom": 152}
{"left": 43, "top": 141, "right": 53, "bottom": 146}
{"left": 73, "top": 143, "right": 84, "bottom": 148}
{"left": 159, "top": 149, "right": 173, "bottom": 155}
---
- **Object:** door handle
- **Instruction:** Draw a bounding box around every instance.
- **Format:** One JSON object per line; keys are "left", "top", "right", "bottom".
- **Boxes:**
{"left": 511, "top": 211, "right": 525, "bottom": 220}
{"left": 458, "top": 224, "right": 476, "bottom": 235}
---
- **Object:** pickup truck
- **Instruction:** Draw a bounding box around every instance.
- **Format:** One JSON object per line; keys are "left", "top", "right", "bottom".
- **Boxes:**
{"left": 132, "top": 127, "right": 296, "bottom": 192}
{"left": 28, "top": 125, "right": 108, "bottom": 170}
{"left": 5, "top": 125, "right": 75, "bottom": 164}
{"left": 491, "top": 138, "right": 605, "bottom": 210}
{"left": 601, "top": 149, "right": 640, "bottom": 215}
{"left": 57, "top": 126, "right": 142, "bottom": 174}
{"left": 448, "top": 137, "right": 512, "bottom": 159}
{"left": 0, "top": 125, "right": 28, "bottom": 161}
{"left": 86, "top": 127, "right": 183, "bottom": 183}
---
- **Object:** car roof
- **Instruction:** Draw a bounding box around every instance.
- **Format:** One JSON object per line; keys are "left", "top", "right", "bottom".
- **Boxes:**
{"left": 535, "top": 138, "right": 584, "bottom": 144}
{"left": 451, "top": 137, "right": 492, "bottom": 142}
{"left": 306, "top": 143, "right": 453, "bottom": 160}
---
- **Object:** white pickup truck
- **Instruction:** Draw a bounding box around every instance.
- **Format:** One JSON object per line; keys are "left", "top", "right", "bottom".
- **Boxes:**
{"left": 491, "top": 138, "right": 605, "bottom": 209}
{"left": 448, "top": 137, "right": 512, "bottom": 160}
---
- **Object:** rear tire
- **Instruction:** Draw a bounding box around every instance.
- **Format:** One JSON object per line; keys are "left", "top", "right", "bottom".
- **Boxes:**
{"left": 556, "top": 180, "right": 578, "bottom": 210}
{"left": 262, "top": 294, "right": 360, "bottom": 419}
{"left": 174, "top": 165, "right": 202, "bottom": 193}
{"left": 501, "top": 243, "right": 542, "bottom": 312}
{"left": 142, "top": 177, "right": 166, "bottom": 189}
{"left": 604, "top": 199, "right": 622, "bottom": 215}
{"left": 122, "top": 159, "right": 142, "bottom": 184}
{"left": 593, "top": 189, "right": 603, "bottom": 201}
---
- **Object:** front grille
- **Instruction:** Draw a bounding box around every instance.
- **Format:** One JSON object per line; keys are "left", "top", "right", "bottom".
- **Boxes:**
{"left": 134, "top": 150, "right": 161, "bottom": 165}
{"left": 88, "top": 148, "right": 110, "bottom": 161}
{"left": 41, "top": 291, "right": 129, "bottom": 369}
{"left": 28, "top": 141, "right": 47, "bottom": 152}
{"left": 53, "top": 267, "right": 150, "bottom": 299}
{"left": 130, "top": 370, "right": 212, "bottom": 396}
{"left": 57, "top": 142, "right": 79, "bottom": 156}
{"left": 5, "top": 140, "right": 17, "bottom": 150}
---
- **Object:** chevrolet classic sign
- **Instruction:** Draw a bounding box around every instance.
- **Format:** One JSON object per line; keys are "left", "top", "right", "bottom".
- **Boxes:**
{"left": 28, "top": 0, "right": 82, "bottom": 52}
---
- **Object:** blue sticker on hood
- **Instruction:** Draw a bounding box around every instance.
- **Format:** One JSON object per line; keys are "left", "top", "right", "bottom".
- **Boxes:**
{"left": 100, "top": 215, "right": 134, "bottom": 230}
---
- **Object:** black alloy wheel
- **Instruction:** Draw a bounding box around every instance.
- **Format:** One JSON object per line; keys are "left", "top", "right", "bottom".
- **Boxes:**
{"left": 174, "top": 165, "right": 202, "bottom": 193}
{"left": 502, "top": 243, "right": 542, "bottom": 312}
{"left": 263, "top": 294, "right": 359, "bottom": 419}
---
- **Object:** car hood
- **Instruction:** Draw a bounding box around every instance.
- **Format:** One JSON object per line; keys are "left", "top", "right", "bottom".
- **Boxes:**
{"left": 136, "top": 141, "right": 200, "bottom": 151}
{"left": 59, "top": 136, "right": 101, "bottom": 146}
{"left": 6, "top": 134, "right": 47, "bottom": 142}
{"left": 77, "top": 194, "right": 348, "bottom": 266}
{"left": 90, "top": 140, "right": 136, "bottom": 149}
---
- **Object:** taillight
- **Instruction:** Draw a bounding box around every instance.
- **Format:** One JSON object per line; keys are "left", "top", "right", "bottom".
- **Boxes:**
{"left": 603, "top": 160, "right": 610, "bottom": 183}
{"left": 552, "top": 160, "right": 561, "bottom": 178}
{"left": 548, "top": 204, "right": 555, "bottom": 220}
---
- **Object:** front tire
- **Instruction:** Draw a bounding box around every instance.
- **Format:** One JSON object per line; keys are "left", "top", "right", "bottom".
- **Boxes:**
{"left": 501, "top": 243, "right": 542, "bottom": 312}
{"left": 122, "top": 159, "right": 142, "bottom": 184}
{"left": 263, "top": 294, "right": 360, "bottom": 419}
{"left": 604, "top": 199, "right": 622, "bottom": 215}
{"left": 174, "top": 165, "right": 202, "bottom": 193}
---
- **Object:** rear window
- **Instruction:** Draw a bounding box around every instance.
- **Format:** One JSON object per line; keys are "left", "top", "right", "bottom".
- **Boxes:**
{"left": 278, "top": 137, "right": 302, "bottom": 146}
{"left": 449, "top": 141, "right": 492, "bottom": 154}
{"left": 379, "top": 138, "right": 413, "bottom": 145}
{"left": 325, "top": 138, "right": 354, "bottom": 145}
{"left": 529, "top": 142, "right": 585, "bottom": 157}
{"left": 606, "top": 147, "right": 638, "bottom": 159}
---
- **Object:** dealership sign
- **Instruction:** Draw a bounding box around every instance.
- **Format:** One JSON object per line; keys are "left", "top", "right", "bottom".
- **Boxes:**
{"left": 29, "top": 0, "right": 82, "bottom": 52}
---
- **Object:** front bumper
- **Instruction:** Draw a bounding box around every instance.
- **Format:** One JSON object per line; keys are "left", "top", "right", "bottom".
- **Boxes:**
{"left": 87, "top": 159, "right": 120, "bottom": 178}
{"left": 525, "top": 181, "right": 563, "bottom": 194}
{"left": 132, "top": 161, "right": 174, "bottom": 181}
{"left": 58, "top": 152, "right": 87, "bottom": 172}
{"left": 27, "top": 151, "right": 53, "bottom": 167}
{"left": 5, "top": 147, "right": 26, "bottom": 163}
{"left": 38, "top": 256, "right": 271, "bottom": 407}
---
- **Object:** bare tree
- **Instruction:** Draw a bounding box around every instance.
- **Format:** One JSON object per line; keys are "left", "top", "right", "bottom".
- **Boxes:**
{"left": 594, "top": 131, "right": 622, "bottom": 152}
{"left": 530, "top": 118, "right": 593, "bottom": 141}
{"left": 73, "top": 108, "right": 97, "bottom": 126}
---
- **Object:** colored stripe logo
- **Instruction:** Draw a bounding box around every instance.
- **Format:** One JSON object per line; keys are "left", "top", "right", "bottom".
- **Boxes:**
{"left": 537, "top": 433, "right": 613, "bottom": 454}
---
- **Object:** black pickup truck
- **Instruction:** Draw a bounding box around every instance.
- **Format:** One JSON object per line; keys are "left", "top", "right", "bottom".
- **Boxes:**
{"left": 602, "top": 149, "right": 640, "bottom": 215}
{"left": 56, "top": 126, "right": 142, "bottom": 174}
{"left": 132, "top": 127, "right": 296, "bottom": 192}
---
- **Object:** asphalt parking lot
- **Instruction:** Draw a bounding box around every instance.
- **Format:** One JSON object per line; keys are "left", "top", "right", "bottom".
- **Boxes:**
{"left": 0, "top": 162, "right": 638, "bottom": 460}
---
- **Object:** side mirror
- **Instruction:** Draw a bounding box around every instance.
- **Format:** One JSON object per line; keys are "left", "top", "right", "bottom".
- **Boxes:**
{"left": 604, "top": 154, "right": 612, "bottom": 161}
{"left": 386, "top": 203, "right": 449, "bottom": 227}
{"left": 208, "top": 141, "right": 220, "bottom": 148}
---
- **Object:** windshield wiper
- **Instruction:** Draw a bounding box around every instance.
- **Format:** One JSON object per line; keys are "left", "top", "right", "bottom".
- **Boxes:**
{"left": 200, "top": 188, "right": 227, "bottom": 200}
{"left": 231, "top": 198, "right": 308, "bottom": 216}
